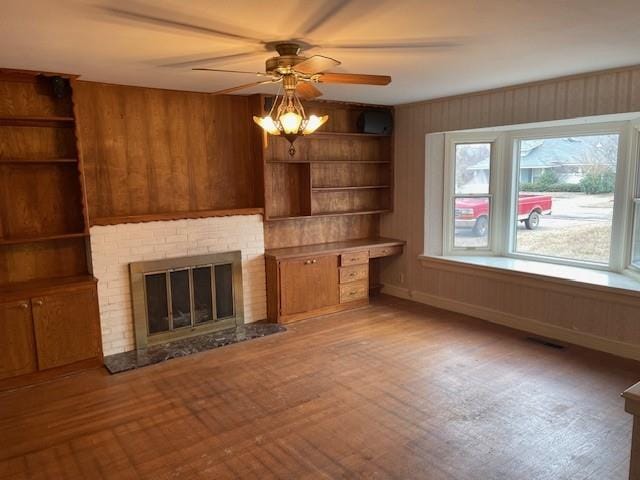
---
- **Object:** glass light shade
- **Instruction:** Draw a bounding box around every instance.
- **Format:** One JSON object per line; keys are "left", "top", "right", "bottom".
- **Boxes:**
{"left": 302, "top": 114, "right": 329, "bottom": 135}
{"left": 279, "top": 111, "right": 303, "bottom": 134}
{"left": 253, "top": 115, "right": 280, "bottom": 135}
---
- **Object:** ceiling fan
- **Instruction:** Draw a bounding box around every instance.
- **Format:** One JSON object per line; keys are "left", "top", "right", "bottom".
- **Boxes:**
{"left": 193, "top": 41, "right": 391, "bottom": 100}
{"left": 98, "top": 1, "right": 462, "bottom": 153}
{"left": 192, "top": 41, "right": 392, "bottom": 154}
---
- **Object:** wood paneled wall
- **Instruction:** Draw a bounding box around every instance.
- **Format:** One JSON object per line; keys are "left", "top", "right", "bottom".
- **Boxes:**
{"left": 380, "top": 64, "right": 640, "bottom": 357}
{"left": 73, "top": 81, "right": 263, "bottom": 224}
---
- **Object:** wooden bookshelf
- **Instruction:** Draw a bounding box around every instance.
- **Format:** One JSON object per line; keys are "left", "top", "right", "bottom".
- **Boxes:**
{"left": 255, "top": 96, "right": 394, "bottom": 222}
{"left": 0, "top": 70, "right": 102, "bottom": 387}
{"left": 0, "top": 157, "right": 78, "bottom": 164}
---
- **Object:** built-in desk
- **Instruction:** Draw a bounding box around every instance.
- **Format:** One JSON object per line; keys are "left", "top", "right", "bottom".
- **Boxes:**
{"left": 265, "top": 237, "right": 405, "bottom": 323}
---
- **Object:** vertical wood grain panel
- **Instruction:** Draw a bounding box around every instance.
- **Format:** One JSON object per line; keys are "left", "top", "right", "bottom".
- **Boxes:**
{"left": 74, "top": 81, "right": 261, "bottom": 223}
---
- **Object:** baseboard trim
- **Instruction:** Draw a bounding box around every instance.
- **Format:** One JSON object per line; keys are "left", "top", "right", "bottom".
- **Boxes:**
{"left": 381, "top": 284, "right": 640, "bottom": 362}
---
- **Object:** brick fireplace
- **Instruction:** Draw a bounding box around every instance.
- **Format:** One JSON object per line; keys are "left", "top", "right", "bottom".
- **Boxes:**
{"left": 89, "top": 215, "right": 267, "bottom": 355}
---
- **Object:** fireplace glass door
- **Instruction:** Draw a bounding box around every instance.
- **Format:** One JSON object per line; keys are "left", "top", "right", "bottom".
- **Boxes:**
{"left": 143, "top": 263, "right": 235, "bottom": 336}
{"left": 131, "top": 251, "right": 244, "bottom": 349}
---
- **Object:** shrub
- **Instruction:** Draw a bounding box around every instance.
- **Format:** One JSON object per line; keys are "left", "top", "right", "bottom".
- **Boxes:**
{"left": 536, "top": 169, "right": 559, "bottom": 189}
{"left": 520, "top": 182, "right": 582, "bottom": 193}
{"left": 546, "top": 183, "right": 582, "bottom": 192}
{"left": 579, "top": 168, "right": 616, "bottom": 194}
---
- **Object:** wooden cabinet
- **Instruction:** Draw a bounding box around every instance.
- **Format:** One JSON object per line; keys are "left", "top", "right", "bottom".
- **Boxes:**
{"left": 0, "top": 299, "right": 37, "bottom": 380}
{"left": 266, "top": 238, "right": 404, "bottom": 323}
{"left": 0, "top": 278, "right": 102, "bottom": 388}
{"left": 32, "top": 285, "right": 101, "bottom": 370}
{"left": 280, "top": 255, "right": 339, "bottom": 316}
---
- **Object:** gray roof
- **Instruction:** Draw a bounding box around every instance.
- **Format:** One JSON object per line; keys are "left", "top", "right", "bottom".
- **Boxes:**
{"left": 469, "top": 137, "right": 610, "bottom": 170}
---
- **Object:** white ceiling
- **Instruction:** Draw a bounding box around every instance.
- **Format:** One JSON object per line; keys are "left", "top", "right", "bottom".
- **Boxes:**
{"left": 2, "top": 0, "right": 640, "bottom": 105}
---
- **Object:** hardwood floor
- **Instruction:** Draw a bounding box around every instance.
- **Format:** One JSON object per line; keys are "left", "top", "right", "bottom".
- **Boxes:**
{"left": 1, "top": 295, "right": 638, "bottom": 479}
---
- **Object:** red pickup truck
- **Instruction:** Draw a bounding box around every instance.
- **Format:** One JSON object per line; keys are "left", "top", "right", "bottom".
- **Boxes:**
{"left": 455, "top": 194, "right": 553, "bottom": 236}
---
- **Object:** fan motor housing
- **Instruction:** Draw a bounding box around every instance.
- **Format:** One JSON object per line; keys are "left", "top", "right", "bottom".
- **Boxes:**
{"left": 265, "top": 55, "right": 307, "bottom": 75}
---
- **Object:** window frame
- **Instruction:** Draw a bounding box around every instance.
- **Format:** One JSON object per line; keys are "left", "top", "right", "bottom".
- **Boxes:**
{"left": 442, "top": 119, "right": 640, "bottom": 274}
{"left": 442, "top": 132, "right": 501, "bottom": 255}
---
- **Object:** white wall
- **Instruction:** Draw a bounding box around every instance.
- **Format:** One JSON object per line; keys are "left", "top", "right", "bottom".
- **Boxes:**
{"left": 89, "top": 215, "right": 266, "bottom": 355}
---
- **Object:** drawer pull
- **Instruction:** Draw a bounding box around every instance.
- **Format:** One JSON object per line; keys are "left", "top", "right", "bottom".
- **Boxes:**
{"left": 19, "top": 303, "right": 29, "bottom": 309}
{"left": 33, "top": 300, "right": 43, "bottom": 307}
{"left": 312, "top": 259, "right": 317, "bottom": 264}
{"left": 349, "top": 291, "right": 357, "bottom": 296}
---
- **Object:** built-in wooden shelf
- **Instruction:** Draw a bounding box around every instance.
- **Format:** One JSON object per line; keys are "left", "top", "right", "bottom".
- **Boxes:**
{"left": 0, "top": 115, "right": 75, "bottom": 126}
{"left": 0, "top": 274, "right": 96, "bottom": 301}
{"left": 268, "top": 209, "right": 391, "bottom": 221}
{"left": 267, "top": 160, "right": 391, "bottom": 164}
{"left": 312, "top": 185, "right": 391, "bottom": 192}
{"left": 0, "top": 232, "right": 88, "bottom": 246}
{"left": 0, "top": 158, "right": 78, "bottom": 164}
{"left": 258, "top": 97, "right": 394, "bottom": 230}
{"left": 91, "top": 207, "right": 265, "bottom": 226}
{"left": 310, "top": 131, "right": 391, "bottom": 138}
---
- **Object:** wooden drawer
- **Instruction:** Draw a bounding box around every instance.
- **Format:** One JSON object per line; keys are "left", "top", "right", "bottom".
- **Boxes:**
{"left": 340, "top": 280, "right": 368, "bottom": 303}
{"left": 340, "top": 250, "right": 369, "bottom": 266}
{"left": 369, "top": 245, "right": 403, "bottom": 258}
{"left": 339, "top": 264, "right": 368, "bottom": 284}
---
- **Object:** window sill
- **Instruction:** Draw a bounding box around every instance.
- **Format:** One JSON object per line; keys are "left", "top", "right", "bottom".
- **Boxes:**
{"left": 418, "top": 254, "right": 640, "bottom": 298}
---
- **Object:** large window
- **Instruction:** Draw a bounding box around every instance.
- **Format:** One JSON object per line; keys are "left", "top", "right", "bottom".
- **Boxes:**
{"left": 513, "top": 134, "right": 619, "bottom": 265}
{"left": 453, "top": 143, "right": 492, "bottom": 249}
{"left": 442, "top": 119, "right": 640, "bottom": 275}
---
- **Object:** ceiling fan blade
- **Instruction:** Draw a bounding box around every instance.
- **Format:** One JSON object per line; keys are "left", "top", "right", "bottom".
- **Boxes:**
{"left": 318, "top": 39, "right": 461, "bottom": 50}
{"left": 100, "top": 6, "right": 265, "bottom": 43}
{"left": 163, "top": 50, "right": 266, "bottom": 68}
{"left": 296, "top": 82, "right": 323, "bottom": 100}
{"left": 295, "top": 0, "right": 353, "bottom": 37}
{"left": 294, "top": 55, "right": 341, "bottom": 74}
{"left": 210, "top": 80, "right": 275, "bottom": 95}
{"left": 194, "top": 68, "right": 268, "bottom": 76}
{"left": 317, "top": 73, "right": 391, "bottom": 86}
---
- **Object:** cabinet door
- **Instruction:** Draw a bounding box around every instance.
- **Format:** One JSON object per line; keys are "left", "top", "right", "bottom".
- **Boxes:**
{"left": 32, "top": 285, "right": 101, "bottom": 370}
{"left": 280, "top": 255, "right": 339, "bottom": 315}
{"left": 0, "top": 300, "right": 37, "bottom": 380}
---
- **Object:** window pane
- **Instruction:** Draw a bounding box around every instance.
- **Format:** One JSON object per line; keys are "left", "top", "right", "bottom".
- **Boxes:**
{"left": 145, "top": 273, "right": 169, "bottom": 334}
{"left": 193, "top": 266, "right": 214, "bottom": 324}
{"left": 514, "top": 134, "right": 619, "bottom": 264}
{"left": 633, "top": 202, "right": 640, "bottom": 269}
{"left": 214, "top": 264, "right": 234, "bottom": 319}
{"left": 455, "top": 143, "right": 491, "bottom": 194}
{"left": 454, "top": 196, "right": 490, "bottom": 248}
{"left": 170, "top": 269, "right": 191, "bottom": 329}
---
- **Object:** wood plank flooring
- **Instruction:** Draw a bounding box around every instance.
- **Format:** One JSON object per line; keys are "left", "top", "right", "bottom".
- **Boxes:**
{"left": 1, "top": 295, "right": 639, "bottom": 479}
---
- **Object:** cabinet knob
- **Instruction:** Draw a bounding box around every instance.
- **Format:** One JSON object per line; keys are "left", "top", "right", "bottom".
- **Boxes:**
{"left": 33, "top": 300, "right": 43, "bottom": 307}
{"left": 19, "top": 303, "right": 29, "bottom": 309}
{"left": 311, "top": 259, "right": 317, "bottom": 264}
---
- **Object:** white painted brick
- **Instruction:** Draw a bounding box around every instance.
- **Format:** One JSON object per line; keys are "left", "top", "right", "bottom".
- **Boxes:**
{"left": 90, "top": 214, "right": 267, "bottom": 355}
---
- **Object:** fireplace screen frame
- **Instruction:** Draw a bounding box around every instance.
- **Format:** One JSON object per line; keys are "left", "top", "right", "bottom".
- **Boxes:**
{"left": 130, "top": 251, "right": 244, "bottom": 349}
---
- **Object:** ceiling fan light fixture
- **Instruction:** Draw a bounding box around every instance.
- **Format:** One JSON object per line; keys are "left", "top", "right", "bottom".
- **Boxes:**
{"left": 253, "top": 77, "right": 330, "bottom": 155}
{"left": 302, "top": 114, "right": 328, "bottom": 135}
{"left": 252, "top": 115, "right": 280, "bottom": 135}
{"left": 279, "top": 111, "right": 303, "bottom": 135}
